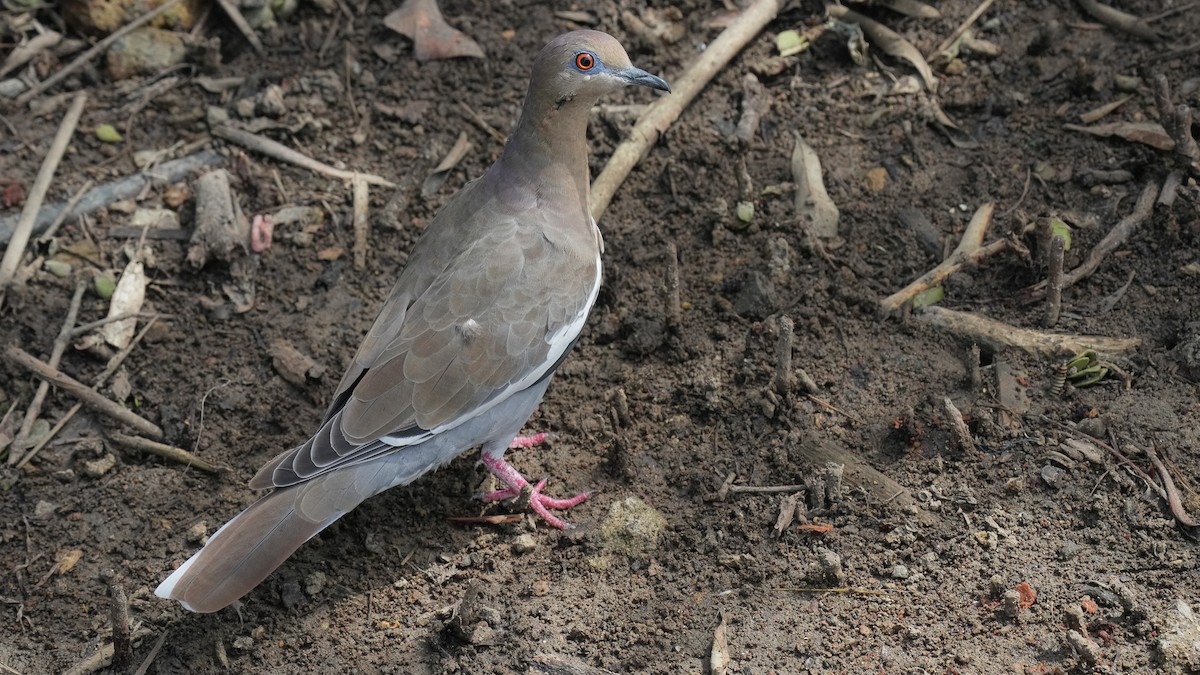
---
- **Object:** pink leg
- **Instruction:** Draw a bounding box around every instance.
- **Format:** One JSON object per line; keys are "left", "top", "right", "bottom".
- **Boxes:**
{"left": 479, "top": 453, "right": 589, "bottom": 529}
{"left": 508, "top": 432, "right": 547, "bottom": 449}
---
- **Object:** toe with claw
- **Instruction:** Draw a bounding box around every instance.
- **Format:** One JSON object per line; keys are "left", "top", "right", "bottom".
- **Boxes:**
{"left": 479, "top": 453, "right": 589, "bottom": 529}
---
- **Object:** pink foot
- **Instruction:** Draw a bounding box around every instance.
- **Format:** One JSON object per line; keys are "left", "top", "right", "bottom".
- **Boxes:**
{"left": 479, "top": 453, "right": 589, "bottom": 529}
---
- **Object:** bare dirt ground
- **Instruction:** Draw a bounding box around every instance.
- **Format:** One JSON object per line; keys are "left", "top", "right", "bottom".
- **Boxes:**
{"left": 2, "top": 0, "right": 1199, "bottom": 673}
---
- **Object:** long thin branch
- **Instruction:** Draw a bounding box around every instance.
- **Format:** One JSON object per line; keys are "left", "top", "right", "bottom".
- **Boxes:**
{"left": 0, "top": 151, "right": 223, "bottom": 244}
{"left": 17, "top": 317, "right": 163, "bottom": 469}
{"left": 15, "top": 0, "right": 184, "bottom": 105}
{"left": 108, "top": 432, "right": 224, "bottom": 474}
{"left": 917, "top": 305, "right": 1141, "bottom": 356}
{"left": 0, "top": 93, "right": 87, "bottom": 294}
{"left": 4, "top": 346, "right": 163, "bottom": 438}
{"left": 212, "top": 125, "right": 396, "bottom": 188}
{"left": 589, "top": 0, "right": 785, "bottom": 221}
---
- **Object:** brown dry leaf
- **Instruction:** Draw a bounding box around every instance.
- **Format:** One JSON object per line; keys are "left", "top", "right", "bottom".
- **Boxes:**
{"left": 1, "top": 30, "right": 63, "bottom": 79}
{"left": 773, "top": 492, "right": 801, "bottom": 536}
{"left": 1078, "top": 96, "right": 1133, "bottom": 124}
{"left": 829, "top": 4, "right": 937, "bottom": 92}
{"left": 383, "top": 0, "right": 484, "bottom": 61}
{"left": 37, "top": 548, "right": 84, "bottom": 587}
{"left": 1016, "top": 582, "right": 1037, "bottom": 608}
{"left": 100, "top": 259, "right": 147, "bottom": 349}
{"left": 1064, "top": 121, "right": 1174, "bottom": 151}
{"left": 422, "top": 131, "right": 473, "bottom": 197}
{"left": 317, "top": 247, "right": 345, "bottom": 261}
{"left": 792, "top": 131, "right": 840, "bottom": 238}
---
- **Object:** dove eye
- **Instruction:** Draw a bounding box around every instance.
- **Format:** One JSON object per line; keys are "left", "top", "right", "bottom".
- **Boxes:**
{"left": 575, "top": 52, "right": 595, "bottom": 71}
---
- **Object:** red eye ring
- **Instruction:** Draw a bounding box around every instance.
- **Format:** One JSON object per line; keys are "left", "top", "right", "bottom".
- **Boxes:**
{"left": 575, "top": 52, "right": 595, "bottom": 71}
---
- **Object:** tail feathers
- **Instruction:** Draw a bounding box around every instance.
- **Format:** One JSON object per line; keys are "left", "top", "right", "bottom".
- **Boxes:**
{"left": 156, "top": 458, "right": 395, "bottom": 613}
{"left": 155, "top": 487, "right": 340, "bottom": 613}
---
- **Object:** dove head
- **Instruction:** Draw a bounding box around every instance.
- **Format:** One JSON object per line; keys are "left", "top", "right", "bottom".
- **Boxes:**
{"left": 522, "top": 30, "right": 669, "bottom": 121}
{"left": 495, "top": 30, "right": 669, "bottom": 209}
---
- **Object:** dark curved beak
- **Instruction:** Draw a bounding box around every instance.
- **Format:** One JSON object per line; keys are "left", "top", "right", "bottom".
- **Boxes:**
{"left": 620, "top": 66, "right": 671, "bottom": 93}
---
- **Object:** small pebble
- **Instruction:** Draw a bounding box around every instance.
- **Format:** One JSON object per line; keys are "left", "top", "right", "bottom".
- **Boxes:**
{"left": 258, "top": 84, "right": 286, "bottom": 117}
{"left": 0, "top": 78, "right": 27, "bottom": 98}
{"left": 1000, "top": 590, "right": 1022, "bottom": 618}
{"left": 892, "top": 564, "right": 910, "bottom": 579}
{"left": 235, "top": 98, "right": 257, "bottom": 118}
{"left": 232, "top": 636, "right": 253, "bottom": 651}
{"left": 305, "top": 571, "right": 327, "bottom": 596}
{"left": 206, "top": 106, "right": 230, "bottom": 127}
{"left": 512, "top": 534, "right": 538, "bottom": 555}
{"left": 814, "top": 547, "right": 845, "bottom": 584}
{"left": 82, "top": 453, "right": 118, "bottom": 478}
{"left": 34, "top": 500, "right": 58, "bottom": 519}
{"left": 186, "top": 521, "right": 209, "bottom": 545}
{"left": 1040, "top": 464, "right": 1066, "bottom": 488}
{"left": 1067, "top": 629, "right": 1102, "bottom": 665}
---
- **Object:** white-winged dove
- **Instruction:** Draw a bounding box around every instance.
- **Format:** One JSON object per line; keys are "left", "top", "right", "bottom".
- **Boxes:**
{"left": 156, "top": 30, "right": 670, "bottom": 613}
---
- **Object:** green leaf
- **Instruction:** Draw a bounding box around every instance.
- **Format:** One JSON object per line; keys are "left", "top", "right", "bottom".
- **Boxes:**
{"left": 776, "top": 30, "right": 808, "bottom": 58}
{"left": 1048, "top": 218, "right": 1071, "bottom": 250}
{"left": 94, "top": 273, "right": 117, "bottom": 299}
{"left": 95, "top": 124, "right": 123, "bottom": 143}
{"left": 735, "top": 201, "right": 754, "bottom": 223}
{"left": 912, "top": 286, "right": 944, "bottom": 309}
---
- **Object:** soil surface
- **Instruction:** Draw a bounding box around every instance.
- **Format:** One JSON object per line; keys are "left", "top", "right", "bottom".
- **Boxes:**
{"left": 2, "top": 1, "right": 1199, "bottom": 673}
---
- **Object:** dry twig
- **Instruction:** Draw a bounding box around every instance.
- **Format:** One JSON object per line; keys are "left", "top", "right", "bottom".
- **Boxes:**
{"left": 352, "top": 174, "right": 370, "bottom": 270}
{"left": 8, "top": 281, "right": 86, "bottom": 466}
{"left": 212, "top": 125, "right": 396, "bottom": 188}
{"left": 928, "top": 0, "right": 997, "bottom": 57}
{"left": 708, "top": 473, "right": 805, "bottom": 501}
{"left": 917, "top": 306, "right": 1141, "bottom": 356}
{"left": 108, "top": 432, "right": 224, "bottom": 474}
{"left": 1044, "top": 233, "right": 1066, "bottom": 327}
{"left": 590, "top": 0, "right": 785, "bottom": 220}
{"left": 1075, "top": 0, "right": 1160, "bottom": 41}
{"left": 1142, "top": 443, "right": 1199, "bottom": 528}
{"left": 38, "top": 179, "right": 94, "bottom": 243}
{"left": 941, "top": 396, "right": 975, "bottom": 453}
{"left": 61, "top": 628, "right": 152, "bottom": 675}
{"left": 211, "top": 0, "right": 265, "bottom": 55}
{"left": 109, "top": 582, "right": 133, "bottom": 670}
{"left": 0, "top": 151, "right": 223, "bottom": 244}
{"left": 18, "top": 317, "right": 162, "bottom": 469}
{"left": 664, "top": 242, "right": 682, "bottom": 335}
{"left": 4, "top": 346, "right": 163, "bottom": 438}
{"left": 1152, "top": 75, "right": 1200, "bottom": 175}
{"left": 881, "top": 203, "right": 1005, "bottom": 313}
{"left": 773, "top": 316, "right": 795, "bottom": 398}
{"left": 1024, "top": 181, "right": 1159, "bottom": 301}
{"left": 0, "top": 93, "right": 86, "bottom": 297}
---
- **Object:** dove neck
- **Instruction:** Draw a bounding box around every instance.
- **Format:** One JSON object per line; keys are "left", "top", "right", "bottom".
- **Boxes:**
{"left": 495, "top": 101, "right": 592, "bottom": 212}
